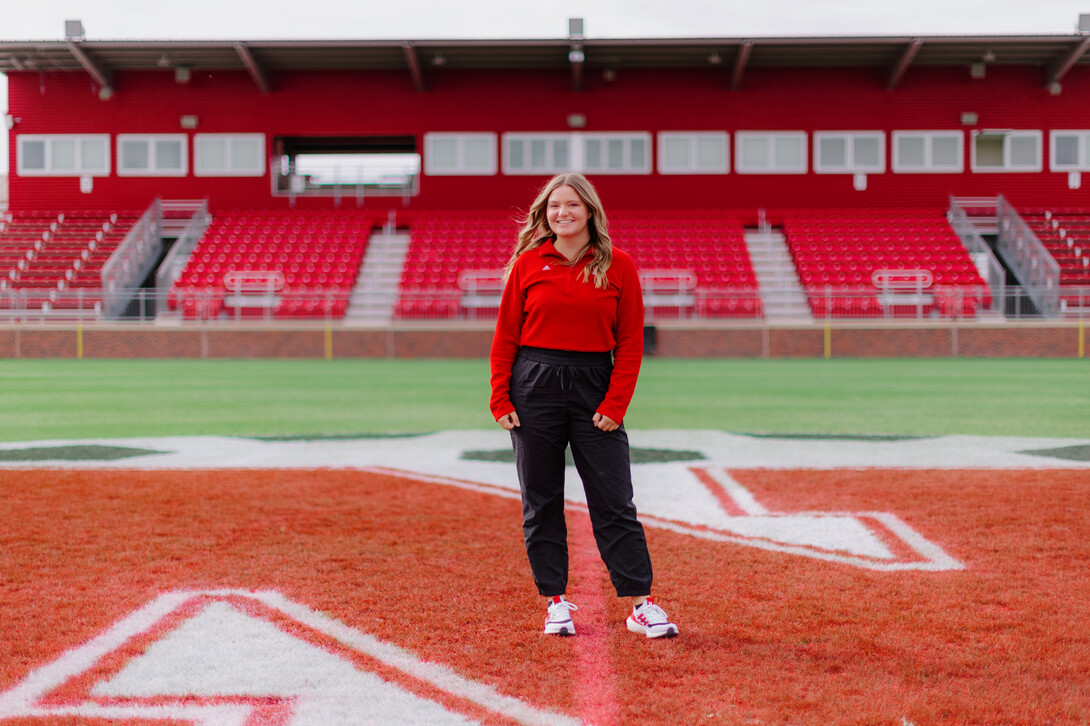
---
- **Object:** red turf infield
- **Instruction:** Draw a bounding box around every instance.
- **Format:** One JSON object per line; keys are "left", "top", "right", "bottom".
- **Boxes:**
{"left": 0, "top": 468, "right": 1087, "bottom": 725}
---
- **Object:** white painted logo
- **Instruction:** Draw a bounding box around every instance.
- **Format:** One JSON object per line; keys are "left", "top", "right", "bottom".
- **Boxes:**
{"left": 366, "top": 466, "right": 964, "bottom": 572}
{"left": 0, "top": 590, "right": 578, "bottom": 726}
{"left": 655, "top": 467, "right": 964, "bottom": 571}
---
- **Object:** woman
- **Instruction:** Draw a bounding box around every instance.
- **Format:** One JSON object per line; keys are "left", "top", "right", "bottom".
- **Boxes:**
{"left": 489, "top": 173, "right": 678, "bottom": 639}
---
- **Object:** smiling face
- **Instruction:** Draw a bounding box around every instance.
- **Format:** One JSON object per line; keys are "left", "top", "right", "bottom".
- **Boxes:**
{"left": 545, "top": 184, "right": 591, "bottom": 245}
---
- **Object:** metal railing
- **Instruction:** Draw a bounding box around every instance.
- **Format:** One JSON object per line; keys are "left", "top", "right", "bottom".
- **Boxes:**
{"left": 156, "top": 199, "right": 211, "bottom": 301}
{"left": 100, "top": 203, "right": 162, "bottom": 319}
{"left": 996, "top": 195, "right": 1062, "bottom": 317}
{"left": 947, "top": 197, "right": 1006, "bottom": 314}
{"left": 4, "top": 285, "right": 1087, "bottom": 324}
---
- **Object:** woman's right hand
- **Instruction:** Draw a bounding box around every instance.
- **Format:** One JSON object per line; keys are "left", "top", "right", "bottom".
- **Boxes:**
{"left": 497, "top": 411, "right": 521, "bottom": 430}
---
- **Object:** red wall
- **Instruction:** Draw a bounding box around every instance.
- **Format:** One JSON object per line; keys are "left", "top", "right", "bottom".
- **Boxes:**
{"left": 8, "top": 63, "right": 1090, "bottom": 215}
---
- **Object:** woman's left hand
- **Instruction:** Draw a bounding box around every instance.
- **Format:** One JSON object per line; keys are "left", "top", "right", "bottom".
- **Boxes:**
{"left": 592, "top": 412, "right": 619, "bottom": 432}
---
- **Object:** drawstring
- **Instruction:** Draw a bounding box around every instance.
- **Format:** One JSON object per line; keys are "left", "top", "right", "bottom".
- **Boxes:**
{"left": 557, "top": 365, "right": 581, "bottom": 390}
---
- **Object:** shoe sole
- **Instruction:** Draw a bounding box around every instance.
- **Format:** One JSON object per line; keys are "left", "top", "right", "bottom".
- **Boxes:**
{"left": 544, "top": 625, "right": 575, "bottom": 636}
{"left": 626, "top": 617, "right": 679, "bottom": 639}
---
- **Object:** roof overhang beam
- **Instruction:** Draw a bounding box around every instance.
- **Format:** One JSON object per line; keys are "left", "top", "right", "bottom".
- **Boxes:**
{"left": 730, "top": 40, "right": 753, "bottom": 90}
{"left": 1046, "top": 35, "right": 1090, "bottom": 87}
{"left": 402, "top": 42, "right": 426, "bottom": 92}
{"left": 234, "top": 42, "right": 270, "bottom": 94}
{"left": 66, "top": 41, "right": 113, "bottom": 98}
{"left": 887, "top": 38, "right": 923, "bottom": 90}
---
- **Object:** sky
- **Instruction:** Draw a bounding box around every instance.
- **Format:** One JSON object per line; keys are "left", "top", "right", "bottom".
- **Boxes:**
{"left": 3, "top": 0, "right": 1090, "bottom": 171}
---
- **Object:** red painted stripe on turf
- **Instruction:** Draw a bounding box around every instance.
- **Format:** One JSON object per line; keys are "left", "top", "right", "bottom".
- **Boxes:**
{"left": 690, "top": 467, "right": 750, "bottom": 517}
{"left": 853, "top": 514, "right": 930, "bottom": 564}
{"left": 568, "top": 517, "right": 621, "bottom": 726}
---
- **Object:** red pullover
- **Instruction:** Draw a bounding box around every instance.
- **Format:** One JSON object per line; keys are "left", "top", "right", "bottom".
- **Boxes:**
{"left": 489, "top": 239, "right": 644, "bottom": 423}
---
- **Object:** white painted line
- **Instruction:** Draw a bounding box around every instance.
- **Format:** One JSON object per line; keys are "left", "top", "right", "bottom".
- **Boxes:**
{"left": 866, "top": 512, "right": 965, "bottom": 572}
{"left": 0, "top": 590, "right": 191, "bottom": 714}
{"left": 0, "top": 589, "right": 581, "bottom": 726}
{"left": 696, "top": 467, "right": 770, "bottom": 515}
{"left": 252, "top": 590, "right": 581, "bottom": 726}
{"left": 638, "top": 513, "right": 964, "bottom": 572}
{"left": 369, "top": 468, "right": 965, "bottom": 572}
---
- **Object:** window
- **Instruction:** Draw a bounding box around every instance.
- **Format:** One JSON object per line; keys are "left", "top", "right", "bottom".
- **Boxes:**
{"left": 116, "top": 135, "right": 187, "bottom": 176}
{"left": 16, "top": 135, "right": 110, "bottom": 176}
{"left": 1050, "top": 130, "right": 1090, "bottom": 171}
{"left": 813, "top": 132, "right": 885, "bottom": 173}
{"left": 503, "top": 134, "right": 572, "bottom": 175}
{"left": 581, "top": 133, "right": 652, "bottom": 174}
{"left": 971, "top": 130, "right": 1042, "bottom": 172}
{"left": 657, "top": 132, "right": 729, "bottom": 174}
{"left": 734, "top": 132, "right": 807, "bottom": 173}
{"left": 194, "top": 134, "right": 266, "bottom": 176}
{"left": 424, "top": 133, "right": 498, "bottom": 175}
{"left": 892, "top": 131, "right": 964, "bottom": 173}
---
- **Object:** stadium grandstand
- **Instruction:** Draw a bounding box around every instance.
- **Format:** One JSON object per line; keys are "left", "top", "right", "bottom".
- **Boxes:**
{"left": 1, "top": 20, "right": 1089, "bottom": 356}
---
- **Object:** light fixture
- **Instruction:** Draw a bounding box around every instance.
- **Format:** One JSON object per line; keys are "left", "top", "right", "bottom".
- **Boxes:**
{"left": 64, "top": 19, "right": 85, "bottom": 41}
{"left": 4, "top": 114, "right": 18, "bottom": 130}
{"left": 707, "top": 52, "right": 722, "bottom": 65}
{"left": 431, "top": 54, "right": 446, "bottom": 66}
{"left": 157, "top": 54, "right": 172, "bottom": 68}
{"left": 568, "top": 17, "right": 584, "bottom": 65}
{"left": 982, "top": 50, "right": 996, "bottom": 63}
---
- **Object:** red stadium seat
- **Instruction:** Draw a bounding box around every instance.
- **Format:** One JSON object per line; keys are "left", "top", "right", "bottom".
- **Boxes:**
{"left": 168, "top": 210, "right": 377, "bottom": 320}
{"left": 783, "top": 209, "right": 989, "bottom": 320}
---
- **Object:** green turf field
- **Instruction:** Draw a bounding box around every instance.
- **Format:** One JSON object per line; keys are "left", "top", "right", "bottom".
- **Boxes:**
{"left": 0, "top": 358, "right": 1086, "bottom": 442}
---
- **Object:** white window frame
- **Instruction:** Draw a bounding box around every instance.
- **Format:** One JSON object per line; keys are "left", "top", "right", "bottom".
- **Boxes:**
{"left": 424, "top": 133, "right": 498, "bottom": 176}
{"left": 657, "top": 132, "right": 729, "bottom": 174}
{"left": 15, "top": 134, "right": 111, "bottom": 176}
{"left": 502, "top": 133, "right": 572, "bottom": 175}
{"left": 813, "top": 131, "right": 885, "bottom": 174}
{"left": 734, "top": 132, "right": 808, "bottom": 174}
{"left": 892, "top": 131, "right": 964, "bottom": 173}
{"left": 970, "top": 130, "right": 1042, "bottom": 173}
{"left": 1050, "top": 130, "right": 1090, "bottom": 171}
{"left": 116, "top": 134, "right": 188, "bottom": 177}
{"left": 194, "top": 133, "right": 266, "bottom": 177}
{"left": 579, "top": 132, "right": 652, "bottom": 175}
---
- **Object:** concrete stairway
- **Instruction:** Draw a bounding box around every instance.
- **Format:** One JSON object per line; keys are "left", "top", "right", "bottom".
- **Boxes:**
{"left": 744, "top": 229, "right": 812, "bottom": 320}
{"left": 344, "top": 230, "right": 411, "bottom": 322}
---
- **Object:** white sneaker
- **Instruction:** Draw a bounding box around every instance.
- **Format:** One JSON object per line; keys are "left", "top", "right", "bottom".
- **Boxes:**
{"left": 544, "top": 596, "right": 577, "bottom": 636}
{"left": 626, "top": 597, "right": 678, "bottom": 638}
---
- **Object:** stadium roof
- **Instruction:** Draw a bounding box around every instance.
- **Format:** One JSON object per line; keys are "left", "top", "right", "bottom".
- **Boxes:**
{"left": 2, "top": 33, "right": 1089, "bottom": 96}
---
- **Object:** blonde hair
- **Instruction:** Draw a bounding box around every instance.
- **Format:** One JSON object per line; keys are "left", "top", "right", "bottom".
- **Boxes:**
{"left": 504, "top": 173, "right": 613, "bottom": 289}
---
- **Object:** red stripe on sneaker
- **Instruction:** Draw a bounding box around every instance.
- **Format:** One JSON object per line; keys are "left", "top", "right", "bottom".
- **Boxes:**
{"left": 569, "top": 515, "right": 621, "bottom": 726}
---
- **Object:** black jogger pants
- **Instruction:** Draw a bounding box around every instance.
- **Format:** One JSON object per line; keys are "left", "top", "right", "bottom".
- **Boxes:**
{"left": 508, "top": 346, "right": 653, "bottom": 598}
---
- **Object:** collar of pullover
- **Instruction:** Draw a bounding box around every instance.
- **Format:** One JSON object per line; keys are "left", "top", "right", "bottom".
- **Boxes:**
{"left": 540, "top": 238, "right": 593, "bottom": 263}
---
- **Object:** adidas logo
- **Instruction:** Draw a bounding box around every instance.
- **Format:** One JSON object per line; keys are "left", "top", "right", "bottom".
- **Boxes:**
{"left": 542, "top": 264, "right": 551, "bottom": 271}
